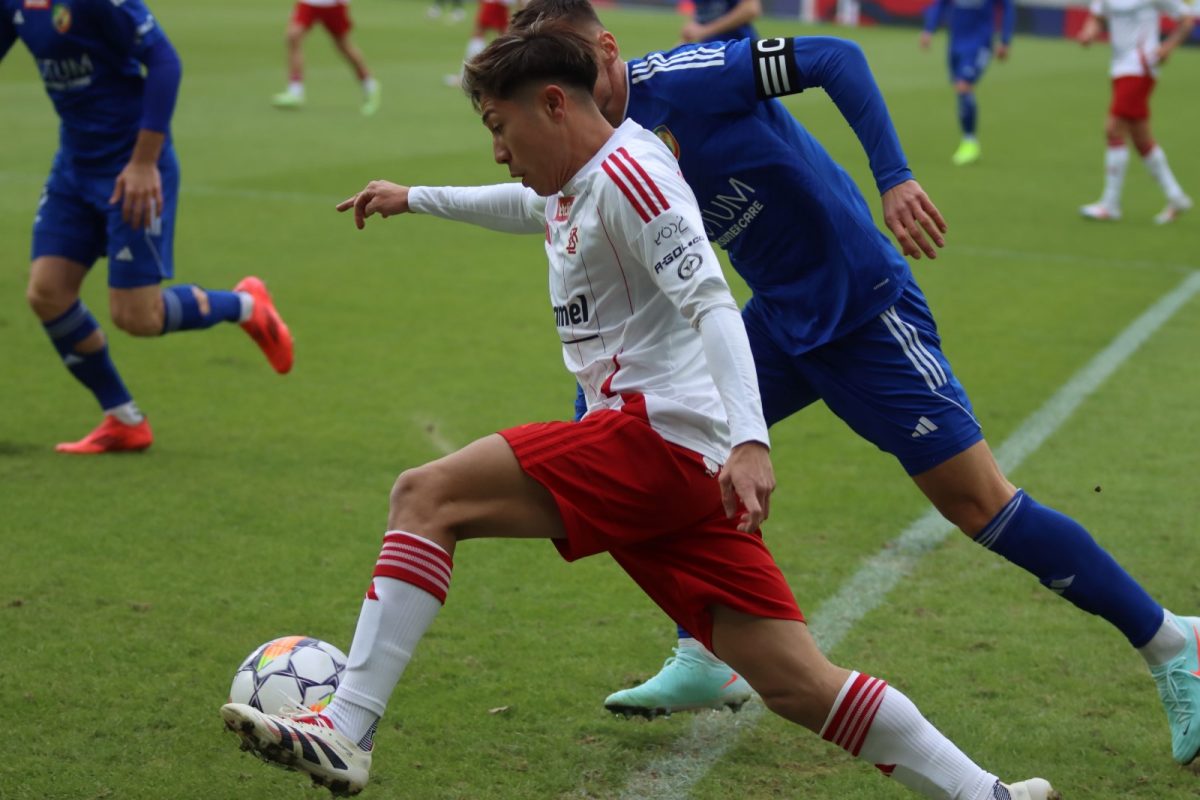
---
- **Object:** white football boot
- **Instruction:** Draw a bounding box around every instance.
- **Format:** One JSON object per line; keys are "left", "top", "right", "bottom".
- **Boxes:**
{"left": 221, "top": 702, "right": 371, "bottom": 796}
{"left": 1079, "top": 201, "right": 1121, "bottom": 221}
{"left": 1154, "top": 194, "right": 1192, "bottom": 225}
{"left": 1000, "top": 777, "right": 1062, "bottom": 800}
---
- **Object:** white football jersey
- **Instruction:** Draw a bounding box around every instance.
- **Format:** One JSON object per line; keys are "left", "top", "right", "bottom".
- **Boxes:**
{"left": 1090, "top": 0, "right": 1188, "bottom": 77}
{"left": 411, "top": 120, "right": 768, "bottom": 464}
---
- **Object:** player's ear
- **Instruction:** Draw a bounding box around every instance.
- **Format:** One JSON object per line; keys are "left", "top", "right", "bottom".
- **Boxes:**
{"left": 597, "top": 30, "right": 619, "bottom": 63}
{"left": 541, "top": 84, "right": 568, "bottom": 120}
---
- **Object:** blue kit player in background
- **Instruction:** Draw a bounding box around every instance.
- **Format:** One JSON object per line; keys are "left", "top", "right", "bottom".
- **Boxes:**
{"left": 0, "top": 0, "right": 294, "bottom": 454}
{"left": 683, "top": 0, "right": 759, "bottom": 43}
{"left": 920, "top": 0, "right": 1015, "bottom": 165}
{"left": 491, "top": 0, "right": 1197, "bottom": 766}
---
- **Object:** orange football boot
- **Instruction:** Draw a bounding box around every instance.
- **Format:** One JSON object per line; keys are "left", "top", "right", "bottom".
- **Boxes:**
{"left": 56, "top": 415, "right": 153, "bottom": 454}
{"left": 234, "top": 276, "right": 294, "bottom": 374}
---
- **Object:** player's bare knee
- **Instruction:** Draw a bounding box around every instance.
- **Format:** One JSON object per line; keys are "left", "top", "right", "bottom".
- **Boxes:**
{"left": 388, "top": 466, "right": 449, "bottom": 534}
{"left": 111, "top": 305, "right": 163, "bottom": 337}
{"left": 26, "top": 282, "right": 74, "bottom": 320}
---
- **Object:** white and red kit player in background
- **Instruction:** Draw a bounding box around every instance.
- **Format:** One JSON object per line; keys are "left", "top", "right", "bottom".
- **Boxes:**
{"left": 220, "top": 26, "right": 1059, "bottom": 800}
{"left": 445, "top": 0, "right": 517, "bottom": 85}
{"left": 1077, "top": 0, "right": 1194, "bottom": 223}
{"left": 272, "top": 0, "right": 382, "bottom": 115}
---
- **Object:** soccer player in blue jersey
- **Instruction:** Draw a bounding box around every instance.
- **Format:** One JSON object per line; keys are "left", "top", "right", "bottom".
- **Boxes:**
{"left": 684, "top": 0, "right": 760, "bottom": 43}
{"left": 920, "top": 0, "right": 1015, "bottom": 165}
{"left": 1, "top": 0, "right": 294, "bottom": 454}
{"left": 406, "top": 0, "right": 1196, "bottom": 765}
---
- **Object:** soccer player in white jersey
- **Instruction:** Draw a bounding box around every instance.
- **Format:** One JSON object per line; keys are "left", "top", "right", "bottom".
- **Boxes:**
{"left": 1077, "top": 0, "right": 1194, "bottom": 223}
{"left": 220, "top": 25, "right": 1059, "bottom": 800}
{"left": 271, "top": 0, "right": 381, "bottom": 115}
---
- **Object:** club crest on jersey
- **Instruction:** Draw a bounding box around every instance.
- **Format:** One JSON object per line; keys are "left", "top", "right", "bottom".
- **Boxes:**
{"left": 24, "top": 0, "right": 50, "bottom": 10}
{"left": 52, "top": 3, "right": 70, "bottom": 33}
{"left": 653, "top": 125, "right": 680, "bottom": 160}
{"left": 554, "top": 196, "right": 574, "bottom": 222}
{"left": 566, "top": 226, "right": 579, "bottom": 255}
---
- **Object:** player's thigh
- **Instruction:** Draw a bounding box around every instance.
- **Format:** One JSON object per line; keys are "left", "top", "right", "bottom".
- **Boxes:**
{"left": 390, "top": 433, "right": 565, "bottom": 543}
{"left": 103, "top": 154, "right": 178, "bottom": 293}
{"left": 948, "top": 47, "right": 987, "bottom": 85}
{"left": 710, "top": 607, "right": 848, "bottom": 731}
{"left": 801, "top": 280, "right": 983, "bottom": 477}
{"left": 30, "top": 155, "right": 106, "bottom": 308}
{"left": 742, "top": 304, "right": 821, "bottom": 427}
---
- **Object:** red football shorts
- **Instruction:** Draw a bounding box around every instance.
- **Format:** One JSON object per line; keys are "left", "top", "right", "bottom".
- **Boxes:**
{"left": 476, "top": 1, "right": 509, "bottom": 33}
{"left": 1110, "top": 75, "right": 1155, "bottom": 121}
{"left": 499, "top": 396, "right": 804, "bottom": 653}
{"left": 291, "top": 2, "right": 352, "bottom": 37}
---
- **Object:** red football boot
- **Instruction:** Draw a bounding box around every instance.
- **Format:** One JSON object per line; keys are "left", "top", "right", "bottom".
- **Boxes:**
{"left": 234, "top": 276, "right": 294, "bottom": 374}
{"left": 55, "top": 415, "right": 153, "bottom": 454}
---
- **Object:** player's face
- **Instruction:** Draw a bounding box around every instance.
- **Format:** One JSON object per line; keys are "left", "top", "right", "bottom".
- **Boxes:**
{"left": 479, "top": 92, "right": 566, "bottom": 196}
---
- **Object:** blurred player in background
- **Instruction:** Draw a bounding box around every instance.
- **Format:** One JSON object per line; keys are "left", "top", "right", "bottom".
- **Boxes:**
{"left": 272, "top": 0, "right": 382, "bottom": 115}
{"left": 1077, "top": 0, "right": 1194, "bottom": 223}
{"left": 427, "top": 0, "right": 466, "bottom": 21}
{"left": 410, "top": 0, "right": 1200, "bottom": 766}
{"left": 920, "top": 0, "right": 1015, "bottom": 166}
{"left": 0, "top": 0, "right": 293, "bottom": 454}
{"left": 683, "top": 0, "right": 760, "bottom": 43}
{"left": 443, "top": 0, "right": 516, "bottom": 85}
{"left": 223, "top": 26, "right": 1060, "bottom": 800}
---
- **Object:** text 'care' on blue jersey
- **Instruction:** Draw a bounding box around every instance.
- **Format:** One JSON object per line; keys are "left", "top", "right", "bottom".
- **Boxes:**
{"left": 625, "top": 36, "right": 912, "bottom": 355}
{"left": 923, "top": 0, "right": 1016, "bottom": 52}
{"left": 0, "top": 0, "right": 174, "bottom": 167}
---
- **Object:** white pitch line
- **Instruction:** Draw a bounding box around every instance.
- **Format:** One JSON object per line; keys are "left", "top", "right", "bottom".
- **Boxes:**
{"left": 617, "top": 270, "right": 1200, "bottom": 800}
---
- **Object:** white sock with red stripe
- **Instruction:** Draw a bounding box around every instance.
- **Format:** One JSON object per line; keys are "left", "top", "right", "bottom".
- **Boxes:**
{"left": 821, "top": 672, "right": 1000, "bottom": 800}
{"left": 326, "top": 531, "right": 453, "bottom": 748}
{"left": 1101, "top": 144, "right": 1128, "bottom": 210}
{"left": 1142, "top": 145, "right": 1186, "bottom": 203}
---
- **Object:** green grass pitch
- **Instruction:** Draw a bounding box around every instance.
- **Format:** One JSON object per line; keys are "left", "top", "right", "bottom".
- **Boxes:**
{"left": 1, "top": 1, "right": 1198, "bottom": 797}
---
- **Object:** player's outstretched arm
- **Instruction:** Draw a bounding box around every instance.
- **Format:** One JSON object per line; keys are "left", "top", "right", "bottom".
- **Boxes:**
{"left": 337, "top": 180, "right": 413, "bottom": 229}
{"left": 339, "top": 182, "right": 546, "bottom": 234}
{"left": 1077, "top": 14, "right": 1104, "bottom": 46}
{"left": 881, "top": 180, "right": 946, "bottom": 260}
{"left": 1154, "top": 12, "right": 1195, "bottom": 65}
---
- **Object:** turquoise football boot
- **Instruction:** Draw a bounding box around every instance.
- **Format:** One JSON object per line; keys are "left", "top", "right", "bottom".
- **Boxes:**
{"left": 603, "top": 646, "right": 752, "bottom": 719}
{"left": 1150, "top": 612, "right": 1200, "bottom": 764}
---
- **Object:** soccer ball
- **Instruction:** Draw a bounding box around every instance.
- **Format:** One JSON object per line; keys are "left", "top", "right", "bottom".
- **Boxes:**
{"left": 228, "top": 636, "right": 348, "bottom": 715}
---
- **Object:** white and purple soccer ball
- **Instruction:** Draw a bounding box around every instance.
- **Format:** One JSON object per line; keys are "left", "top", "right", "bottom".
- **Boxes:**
{"left": 228, "top": 635, "right": 347, "bottom": 715}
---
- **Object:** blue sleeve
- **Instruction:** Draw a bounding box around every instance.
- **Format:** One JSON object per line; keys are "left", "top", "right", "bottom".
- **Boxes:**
{"left": 998, "top": 0, "right": 1016, "bottom": 45}
{"left": 923, "top": 0, "right": 951, "bottom": 33}
{"left": 87, "top": 0, "right": 180, "bottom": 132}
{"left": 0, "top": 11, "right": 16, "bottom": 63}
{"left": 788, "top": 37, "right": 913, "bottom": 195}
{"left": 573, "top": 383, "right": 587, "bottom": 421}
{"left": 139, "top": 34, "right": 181, "bottom": 133}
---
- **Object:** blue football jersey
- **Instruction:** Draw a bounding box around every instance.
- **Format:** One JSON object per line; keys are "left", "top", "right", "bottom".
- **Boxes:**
{"left": 0, "top": 0, "right": 170, "bottom": 166}
{"left": 923, "top": 0, "right": 1016, "bottom": 53}
{"left": 692, "top": 0, "right": 757, "bottom": 42}
{"left": 625, "top": 37, "right": 912, "bottom": 355}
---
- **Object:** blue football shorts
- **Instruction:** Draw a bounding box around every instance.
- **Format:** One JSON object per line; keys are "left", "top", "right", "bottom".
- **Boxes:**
{"left": 948, "top": 45, "right": 991, "bottom": 85}
{"left": 31, "top": 148, "right": 179, "bottom": 289}
{"left": 745, "top": 279, "right": 983, "bottom": 476}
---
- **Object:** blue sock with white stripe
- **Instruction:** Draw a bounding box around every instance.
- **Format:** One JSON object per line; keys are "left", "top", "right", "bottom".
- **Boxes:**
{"left": 957, "top": 92, "right": 977, "bottom": 138}
{"left": 976, "top": 489, "right": 1163, "bottom": 647}
{"left": 161, "top": 285, "right": 245, "bottom": 333}
{"left": 42, "top": 300, "right": 133, "bottom": 412}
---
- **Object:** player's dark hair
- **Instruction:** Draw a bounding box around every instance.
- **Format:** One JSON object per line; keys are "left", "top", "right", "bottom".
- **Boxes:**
{"left": 511, "top": 0, "right": 604, "bottom": 33}
{"left": 462, "top": 21, "right": 599, "bottom": 112}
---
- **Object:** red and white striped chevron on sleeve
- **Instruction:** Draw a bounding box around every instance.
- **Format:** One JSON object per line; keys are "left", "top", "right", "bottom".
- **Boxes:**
{"left": 601, "top": 146, "right": 671, "bottom": 223}
{"left": 821, "top": 671, "right": 888, "bottom": 757}
{"left": 371, "top": 531, "right": 454, "bottom": 605}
